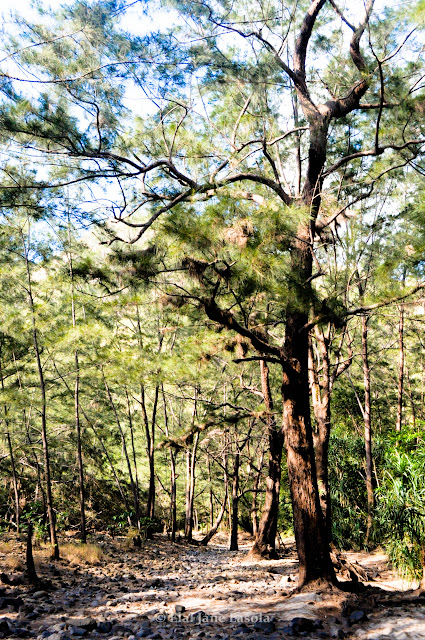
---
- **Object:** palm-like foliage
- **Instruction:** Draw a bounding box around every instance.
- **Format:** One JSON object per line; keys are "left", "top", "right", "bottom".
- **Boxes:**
{"left": 378, "top": 447, "right": 425, "bottom": 584}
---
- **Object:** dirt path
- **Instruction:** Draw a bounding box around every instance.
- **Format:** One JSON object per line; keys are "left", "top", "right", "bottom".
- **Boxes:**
{"left": 1, "top": 533, "right": 425, "bottom": 639}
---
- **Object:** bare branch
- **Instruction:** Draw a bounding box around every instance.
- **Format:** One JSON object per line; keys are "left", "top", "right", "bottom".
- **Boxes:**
{"left": 202, "top": 297, "right": 282, "bottom": 359}
{"left": 328, "top": 0, "right": 355, "bottom": 31}
{"left": 294, "top": 0, "right": 327, "bottom": 90}
{"left": 323, "top": 139, "right": 425, "bottom": 177}
{"left": 346, "top": 282, "right": 425, "bottom": 317}
{"left": 349, "top": 0, "right": 374, "bottom": 74}
{"left": 231, "top": 94, "right": 252, "bottom": 149}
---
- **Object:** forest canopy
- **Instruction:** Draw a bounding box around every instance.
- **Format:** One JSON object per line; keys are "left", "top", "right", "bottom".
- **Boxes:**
{"left": 1, "top": 0, "right": 425, "bottom": 588}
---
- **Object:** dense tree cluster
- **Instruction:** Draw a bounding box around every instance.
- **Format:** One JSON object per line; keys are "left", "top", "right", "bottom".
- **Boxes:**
{"left": 1, "top": 0, "right": 425, "bottom": 587}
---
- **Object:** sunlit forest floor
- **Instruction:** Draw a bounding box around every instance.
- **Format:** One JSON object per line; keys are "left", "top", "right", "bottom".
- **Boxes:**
{"left": 1, "top": 532, "right": 425, "bottom": 639}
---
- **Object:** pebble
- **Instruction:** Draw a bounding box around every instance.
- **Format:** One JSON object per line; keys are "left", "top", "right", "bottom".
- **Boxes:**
{"left": 68, "top": 626, "right": 87, "bottom": 636}
{"left": 97, "top": 621, "right": 113, "bottom": 634}
{"left": 348, "top": 610, "right": 368, "bottom": 625}
{"left": 0, "top": 596, "right": 23, "bottom": 611}
{"left": 253, "top": 621, "right": 275, "bottom": 634}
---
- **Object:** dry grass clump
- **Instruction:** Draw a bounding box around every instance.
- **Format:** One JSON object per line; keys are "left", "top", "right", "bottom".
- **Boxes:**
{"left": 0, "top": 541, "right": 24, "bottom": 571}
{"left": 0, "top": 541, "right": 15, "bottom": 554}
{"left": 2, "top": 555, "right": 24, "bottom": 571}
{"left": 121, "top": 527, "right": 142, "bottom": 549}
{"left": 60, "top": 543, "right": 103, "bottom": 565}
{"left": 33, "top": 545, "right": 56, "bottom": 568}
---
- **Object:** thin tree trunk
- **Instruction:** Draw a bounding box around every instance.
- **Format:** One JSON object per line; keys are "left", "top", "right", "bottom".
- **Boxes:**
{"left": 126, "top": 388, "right": 140, "bottom": 515}
{"left": 251, "top": 361, "right": 283, "bottom": 558}
{"left": 28, "top": 429, "right": 47, "bottom": 526}
{"left": 308, "top": 328, "right": 332, "bottom": 543}
{"left": 200, "top": 462, "right": 228, "bottom": 545}
{"left": 74, "top": 352, "right": 86, "bottom": 542}
{"left": 89, "top": 421, "right": 131, "bottom": 517}
{"left": 162, "top": 386, "right": 177, "bottom": 541}
{"left": 14, "top": 358, "right": 46, "bottom": 524}
{"left": 6, "top": 432, "right": 20, "bottom": 534}
{"left": 0, "top": 349, "right": 20, "bottom": 533}
{"left": 406, "top": 366, "right": 416, "bottom": 430}
{"left": 184, "top": 432, "right": 199, "bottom": 542}
{"left": 251, "top": 448, "right": 264, "bottom": 537}
{"left": 184, "top": 447, "right": 192, "bottom": 540}
{"left": 229, "top": 446, "right": 240, "bottom": 551}
{"left": 104, "top": 373, "right": 140, "bottom": 528}
{"left": 67, "top": 230, "right": 87, "bottom": 543}
{"left": 26, "top": 523, "right": 38, "bottom": 584}
{"left": 361, "top": 313, "right": 374, "bottom": 545}
{"left": 141, "top": 385, "right": 159, "bottom": 520}
{"left": 22, "top": 231, "right": 59, "bottom": 560}
{"left": 396, "top": 305, "right": 404, "bottom": 432}
{"left": 169, "top": 450, "right": 177, "bottom": 541}
{"left": 53, "top": 362, "right": 132, "bottom": 517}
{"left": 207, "top": 455, "right": 214, "bottom": 528}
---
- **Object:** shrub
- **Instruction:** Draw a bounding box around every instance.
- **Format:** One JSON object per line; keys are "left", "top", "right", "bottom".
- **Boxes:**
{"left": 377, "top": 448, "right": 425, "bottom": 585}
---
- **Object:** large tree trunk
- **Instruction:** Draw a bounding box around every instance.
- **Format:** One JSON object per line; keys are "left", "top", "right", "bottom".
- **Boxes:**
{"left": 250, "top": 361, "right": 283, "bottom": 558}
{"left": 281, "top": 233, "right": 334, "bottom": 586}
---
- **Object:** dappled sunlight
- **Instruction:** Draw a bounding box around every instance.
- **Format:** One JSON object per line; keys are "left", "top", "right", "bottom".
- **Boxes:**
{"left": 1, "top": 534, "right": 425, "bottom": 639}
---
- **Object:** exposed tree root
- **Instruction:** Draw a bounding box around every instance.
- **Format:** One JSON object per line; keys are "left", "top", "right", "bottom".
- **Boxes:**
{"left": 331, "top": 549, "right": 375, "bottom": 583}
{"left": 246, "top": 542, "right": 280, "bottom": 560}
